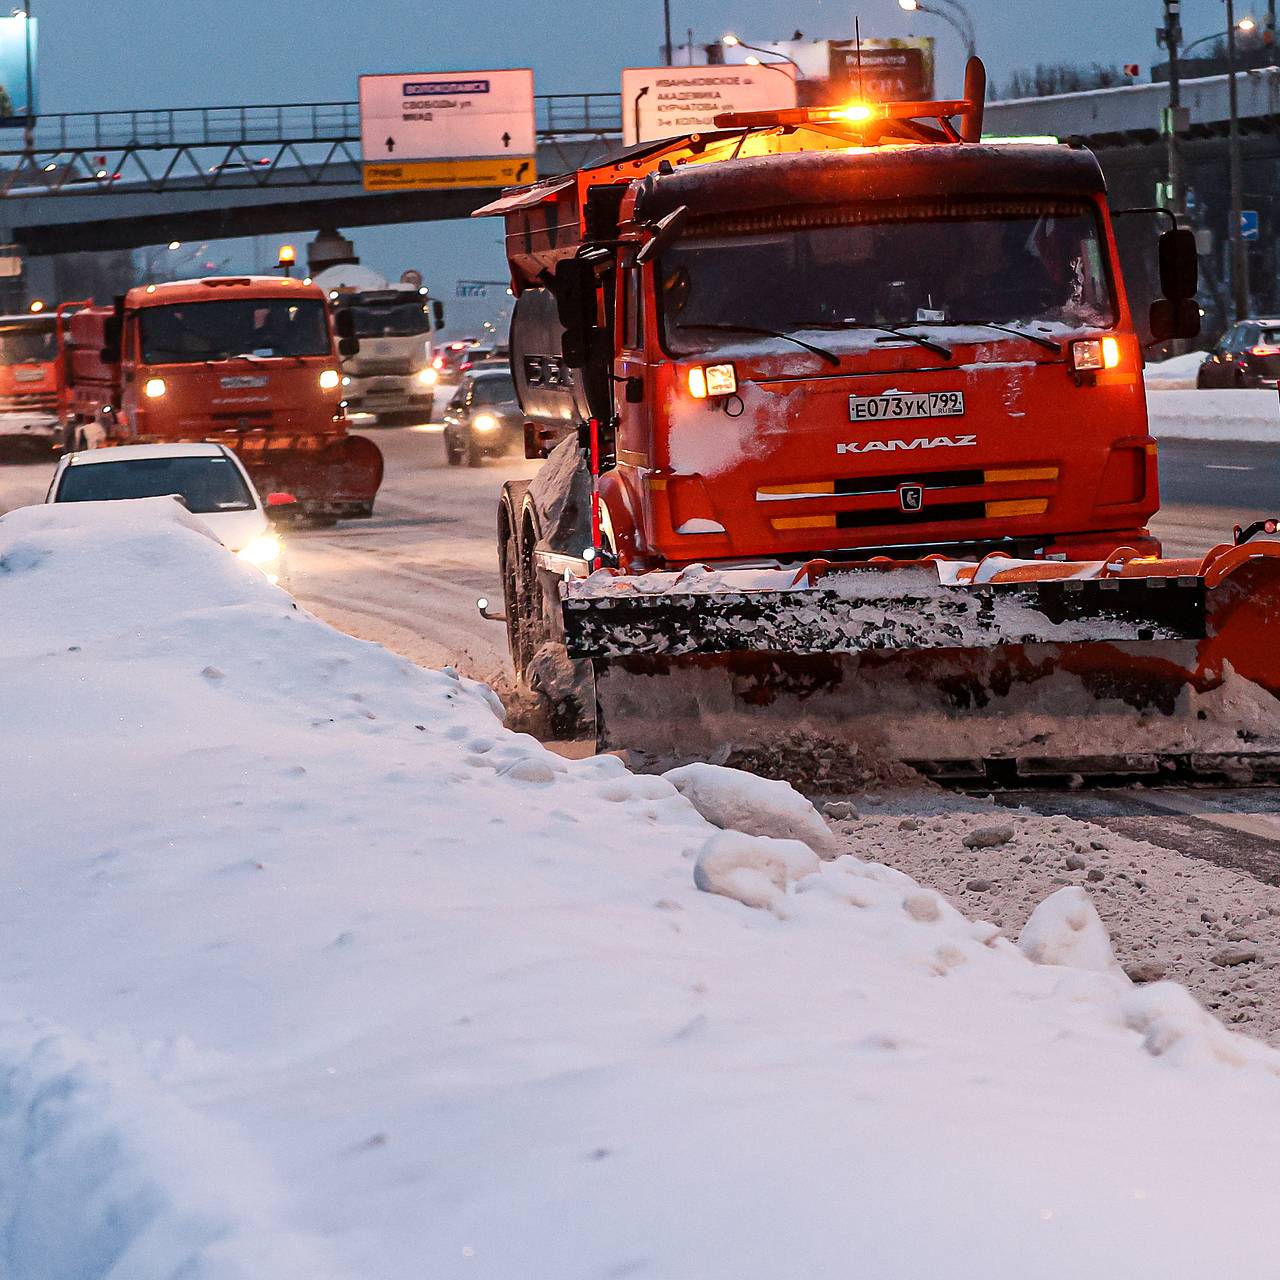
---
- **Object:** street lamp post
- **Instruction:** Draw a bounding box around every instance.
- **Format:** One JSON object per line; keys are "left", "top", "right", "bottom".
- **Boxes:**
{"left": 1162, "top": 0, "right": 1185, "bottom": 219}
{"left": 898, "top": 0, "right": 976, "bottom": 61}
{"left": 663, "top": 0, "right": 672, "bottom": 66}
{"left": 721, "top": 34, "right": 803, "bottom": 75}
{"left": 21, "top": 2, "right": 33, "bottom": 157}
{"left": 1226, "top": 0, "right": 1251, "bottom": 318}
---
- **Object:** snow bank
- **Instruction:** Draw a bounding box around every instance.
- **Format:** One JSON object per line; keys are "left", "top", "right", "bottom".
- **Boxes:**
{"left": 1147, "top": 387, "right": 1279, "bottom": 442}
{"left": 665, "top": 761, "right": 838, "bottom": 855}
{"left": 1143, "top": 351, "right": 1206, "bottom": 390}
{"left": 7, "top": 500, "right": 1280, "bottom": 1277}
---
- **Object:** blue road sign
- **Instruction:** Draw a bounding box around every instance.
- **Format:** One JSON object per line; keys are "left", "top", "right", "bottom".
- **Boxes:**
{"left": 1240, "top": 210, "right": 1260, "bottom": 241}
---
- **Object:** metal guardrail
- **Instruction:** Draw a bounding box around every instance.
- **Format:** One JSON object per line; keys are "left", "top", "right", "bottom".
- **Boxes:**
{"left": 0, "top": 93, "right": 623, "bottom": 156}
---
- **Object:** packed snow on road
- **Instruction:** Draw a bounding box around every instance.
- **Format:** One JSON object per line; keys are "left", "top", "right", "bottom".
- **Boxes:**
{"left": 5, "top": 497, "right": 1280, "bottom": 1278}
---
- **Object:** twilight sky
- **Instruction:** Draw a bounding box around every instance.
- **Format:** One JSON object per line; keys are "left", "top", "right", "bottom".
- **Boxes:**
{"left": 33, "top": 0, "right": 1218, "bottom": 329}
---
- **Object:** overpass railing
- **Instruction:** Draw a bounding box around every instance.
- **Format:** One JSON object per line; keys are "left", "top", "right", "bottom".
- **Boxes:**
{"left": 0, "top": 93, "right": 623, "bottom": 156}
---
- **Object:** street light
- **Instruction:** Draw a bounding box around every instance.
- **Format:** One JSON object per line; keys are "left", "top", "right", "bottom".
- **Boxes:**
{"left": 721, "top": 33, "right": 803, "bottom": 74}
{"left": 898, "top": 0, "right": 976, "bottom": 61}
{"left": 1182, "top": 15, "right": 1259, "bottom": 57}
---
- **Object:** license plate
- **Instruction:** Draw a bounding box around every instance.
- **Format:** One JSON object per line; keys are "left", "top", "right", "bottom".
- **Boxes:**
{"left": 849, "top": 391, "right": 965, "bottom": 422}
{"left": 220, "top": 375, "right": 269, "bottom": 390}
{"left": 14, "top": 367, "right": 43, "bottom": 383}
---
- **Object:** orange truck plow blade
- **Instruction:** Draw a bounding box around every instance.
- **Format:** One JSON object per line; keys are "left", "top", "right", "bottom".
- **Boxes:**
{"left": 564, "top": 539, "right": 1280, "bottom": 785}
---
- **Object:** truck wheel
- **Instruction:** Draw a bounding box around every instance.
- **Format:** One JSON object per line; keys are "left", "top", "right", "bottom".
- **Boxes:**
{"left": 445, "top": 439, "right": 464, "bottom": 466}
{"left": 467, "top": 438, "right": 485, "bottom": 468}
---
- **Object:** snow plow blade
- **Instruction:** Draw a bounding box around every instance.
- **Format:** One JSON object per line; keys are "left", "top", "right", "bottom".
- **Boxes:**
{"left": 237, "top": 434, "right": 384, "bottom": 520}
{"left": 562, "top": 543, "right": 1280, "bottom": 784}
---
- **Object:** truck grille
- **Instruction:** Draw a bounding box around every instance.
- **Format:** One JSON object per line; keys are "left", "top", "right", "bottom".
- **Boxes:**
{"left": 356, "top": 359, "right": 414, "bottom": 377}
{"left": 759, "top": 465, "right": 1058, "bottom": 532}
{"left": 0, "top": 391, "right": 57, "bottom": 411}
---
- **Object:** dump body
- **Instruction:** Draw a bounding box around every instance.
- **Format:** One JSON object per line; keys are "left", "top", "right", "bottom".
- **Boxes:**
{"left": 64, "top": 276, "right": 382, "bottom": 518}
{"left": 0, "top": 312, "right": 62, "bottom": 447}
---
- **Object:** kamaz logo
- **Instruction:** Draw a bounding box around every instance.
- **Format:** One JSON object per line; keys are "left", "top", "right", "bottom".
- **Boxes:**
{"left": 837, "top": 434, "right": 978, "bottom": 455}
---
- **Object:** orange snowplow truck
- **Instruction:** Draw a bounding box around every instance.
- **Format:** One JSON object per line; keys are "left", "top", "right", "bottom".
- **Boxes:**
{"left": 480, "top": 60, "right": 1280, "bottom": 785}
{"left": 63, "top": 276, "right": 383, "bottom": 519}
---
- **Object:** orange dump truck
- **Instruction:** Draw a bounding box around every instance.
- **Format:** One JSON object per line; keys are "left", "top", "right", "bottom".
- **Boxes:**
{"left": 0, "top": 309, "right": 67, "bottom": 452}
{"left": 63, "top": 276, "right": 383, "bottom": 519}
{"left": 480, "top": 60, "right": 1280, "bottom": 783}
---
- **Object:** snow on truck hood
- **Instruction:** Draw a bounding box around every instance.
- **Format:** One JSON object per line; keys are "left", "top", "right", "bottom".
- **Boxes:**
{"left": 4, "top": 502, "right": 1280, "bottom": 1277}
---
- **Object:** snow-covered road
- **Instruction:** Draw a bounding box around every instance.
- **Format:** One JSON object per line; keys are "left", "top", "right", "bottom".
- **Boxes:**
{"left": 281, "top": 426, "right": 536, "bottom": 683}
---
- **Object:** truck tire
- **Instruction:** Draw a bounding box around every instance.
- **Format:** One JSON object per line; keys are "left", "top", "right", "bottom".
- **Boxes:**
{"left": 467, "top": 438, "right": 485, "bottom": 468}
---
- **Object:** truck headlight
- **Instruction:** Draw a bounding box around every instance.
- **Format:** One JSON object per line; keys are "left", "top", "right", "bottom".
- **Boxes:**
{"left": 687, "top": 363, "right": 737, "bottom": 398}
{"left": 237, "top": 533, "right": 281, "bottom": 566}
{"left": 1070, "top": 337, "right": 1121, "bottom": 372}
{"left": 472, "top": 412, "right": 500, "bottom": 433}
{"left": 319, "top": 369, "right": 341, "bottom": 390}
{"left": 144, "top": 377, "right": 167, "bottom": 399}
{"left": 418, "top": 366, "right": 438, "bottom": 386}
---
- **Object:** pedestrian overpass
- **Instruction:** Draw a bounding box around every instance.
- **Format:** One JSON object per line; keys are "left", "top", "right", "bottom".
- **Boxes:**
{"left": 7, "top": 70, "right": 1280, "bottom": 257}
{"left": 0, "top": 95, "right": 624, "bottom": 255}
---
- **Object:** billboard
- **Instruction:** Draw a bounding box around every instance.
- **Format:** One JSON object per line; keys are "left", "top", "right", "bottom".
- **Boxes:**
{"left": 828, "top": 38, "right": 935, "bottom": 103}
{"left": 622, "top": 64, "right": 798, "bottom": 146}
{"left": 0, "top": 15, "right": 36, "bottom": 126}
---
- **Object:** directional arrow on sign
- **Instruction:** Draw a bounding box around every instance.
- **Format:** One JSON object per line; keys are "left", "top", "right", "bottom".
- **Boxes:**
{"left": 502, "top": 131, "right": 511, "bottom": 148}
{"left": 386, "top": 136, "right": 396, "bottom": 153}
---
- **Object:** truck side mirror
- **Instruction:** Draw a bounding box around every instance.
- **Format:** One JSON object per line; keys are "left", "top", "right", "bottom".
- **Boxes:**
{"left": 338, "top": 336, "right": 360, "bottom": 357}
{"left": 635, "top": 205, "right": 688, "bottom": 266}
{"left": 554, "top": 257, "right": 597, "bottom": 368}
{"left": 431, "top": 299, "right": 445, "bottom": 330}
{"left": 333, "top": 308, "right": 357, "bottom": 338}
{"left": 1158, "top": 227, "right": 1198, "bottom": 301}
{"left": 1149, "top": 297, "right": 1201, "bottom": 342}
{"left": 100, "top": 314, "right": 121, "bottom": 364}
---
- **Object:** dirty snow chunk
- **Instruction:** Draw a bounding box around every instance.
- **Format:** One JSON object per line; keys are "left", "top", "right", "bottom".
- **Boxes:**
{"left": 823, "top": 800, "right": 858, "bottom": 821}
{"left": 963, "top": 824, "right": 1015, "bottom": 850}
{"left": 693, "top": 830, "right": 820, "bottom": 910}
{"left": 1018, "top": 886, "right": 1126, "bottom": 976}
{"left": 1121, "top": 981, "right": 1274, "bottom": 1070}
{"left": 500, "top": 757, "right": 559, "bottom": 784}
{"left": 665, "top": 762, "right": 837, "bottom": 855}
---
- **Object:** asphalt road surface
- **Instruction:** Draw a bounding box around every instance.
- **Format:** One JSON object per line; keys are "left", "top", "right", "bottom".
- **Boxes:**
{"left": 3, "top": 429, "right": 1276, "bottom": 674}
{"left": 3, "top": 424, "right": 1278, "bottom": 875}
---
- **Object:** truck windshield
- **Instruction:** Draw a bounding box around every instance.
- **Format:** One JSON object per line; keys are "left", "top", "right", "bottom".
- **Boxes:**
{"left": 660, "top": 201, "right": 1115, "bottom": 354}
{"left": 55, "top": 455, "right": 256, "bottom": 512}
{"left": 0, "top": 321, "right": 56, "bottom": 364}
{"left": 351, "top": 301, "right": 431, "bottom": 338}
{"left": 139, "top": 298, "right": 330, "bottom": 363}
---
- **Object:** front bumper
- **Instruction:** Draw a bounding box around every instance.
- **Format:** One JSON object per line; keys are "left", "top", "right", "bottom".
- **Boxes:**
{"left": 0, "top": 411, "right": 58, "bottom": 441}
{"left": 344, "top": 375, "right": 435, "bottom": 414}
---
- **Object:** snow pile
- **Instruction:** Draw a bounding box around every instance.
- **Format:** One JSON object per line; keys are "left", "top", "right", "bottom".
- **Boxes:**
{"left": 8, "top": 500, "right": 1280, "bottom": 1276}
{"left": 666, "top": 761, "right": 838, "bottom": 855}
{"left": 1143, "top": 351, "right": 1206, "bottom": 389}
{"left": 693, "top": 830, "right": 820, "bottom": 911}
{"left": 1018, "top": 886, "right": 1126, "bottom": 976}
{"left": 1147, "top": 387, "right": 1279, "bottom": 442}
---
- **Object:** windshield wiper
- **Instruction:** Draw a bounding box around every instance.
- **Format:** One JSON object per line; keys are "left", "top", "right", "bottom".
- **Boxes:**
{"left": 959, "top": 321, "right": 1062, "bottom": 354}
{"left": 675, "top": 322, "right": 839, "bottom": 367}
{"left": 788, "top": 319, "right": 952, "bottom": 360}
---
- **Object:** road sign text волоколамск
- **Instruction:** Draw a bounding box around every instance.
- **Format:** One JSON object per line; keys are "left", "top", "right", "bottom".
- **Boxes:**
{"left": 358, "top": 69, "right": 535, "bottom": 168}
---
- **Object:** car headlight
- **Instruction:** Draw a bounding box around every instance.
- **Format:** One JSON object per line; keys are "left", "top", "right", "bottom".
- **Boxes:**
{"left": 237, "top": 533, "right": 281, "bottom": 566}
{"left": 417, "top": 366, "right": 439, "bottom": 386}
{"left": 144, "top": 377, "right": 167, "bottom": 399}
{"left": 472, "top": 412, "right": 500, "bottom": 432}
{"left": 319, "top": 369, "right": 341, "bottom": 390}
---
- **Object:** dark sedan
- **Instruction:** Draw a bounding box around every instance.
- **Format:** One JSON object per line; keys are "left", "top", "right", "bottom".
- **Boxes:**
{"left": 442, "top": 369, "right": 522, "bottom": 466}
{"left": 1197, "top": 319, "right": 1280, "bottom": 388}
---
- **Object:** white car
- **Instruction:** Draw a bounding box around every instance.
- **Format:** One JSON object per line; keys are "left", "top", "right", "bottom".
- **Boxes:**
{"left": 46, "top": 442, "right": 289, "bottom": 582}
